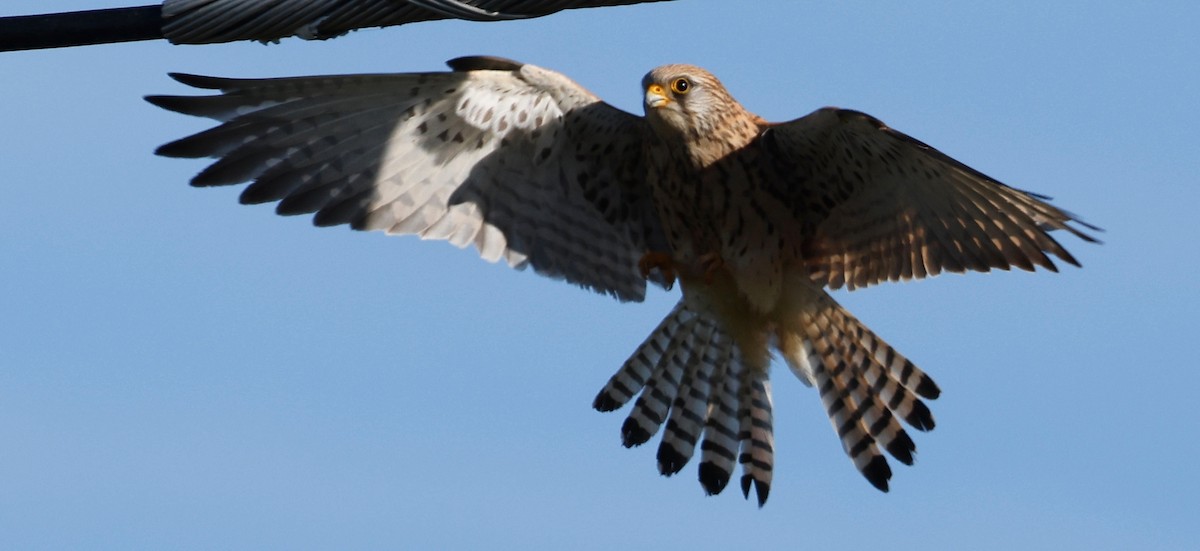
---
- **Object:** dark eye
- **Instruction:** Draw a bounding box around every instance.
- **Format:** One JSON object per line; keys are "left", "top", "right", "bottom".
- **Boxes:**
{"left": 670, "top": 78, "right": 690, "bottom": 94}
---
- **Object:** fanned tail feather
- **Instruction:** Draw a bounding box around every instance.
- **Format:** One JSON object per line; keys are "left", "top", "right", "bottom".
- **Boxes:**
{"left": 697, "top": 336, "right": 740, "bottom": 497}
{"left": 657, "top": 317, "right": 720, "bottom": 476}
{"left": 592, "top": 302, "right": 692, "bottom": 413}
{"left": 804, "top": 331, "right": 891, "bottom": 490}
{"left": 789, "top": 291, "right": 939, "bottom": 492}
{"left": 737, "top": 370, "right": 774, "bottom": 506}
{"left": 618, "top": 313, "right": 696, "bottom": 447}
{"left": 597, "top": 302, "right": 775, "bottom": 501}
{"left": 596, "top": 289, "right": 933, "bottom": 502}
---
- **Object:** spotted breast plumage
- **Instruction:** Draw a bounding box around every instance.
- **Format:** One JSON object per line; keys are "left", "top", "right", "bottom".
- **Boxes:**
{"left": 146, "top": 56, "right": 1097, "bottom": 506}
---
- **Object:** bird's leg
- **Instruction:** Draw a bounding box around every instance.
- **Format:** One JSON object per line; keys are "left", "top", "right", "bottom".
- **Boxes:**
{"left": 638, "top": 251, "right": 677, "bottom": 290}
{"left": 638, "top": 250, "right": 724, "bottom": 289}
{"left": 696, "top": 251, "right": 725, "bottom": 285}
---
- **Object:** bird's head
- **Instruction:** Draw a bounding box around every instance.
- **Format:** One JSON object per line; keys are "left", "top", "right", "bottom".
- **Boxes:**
{"left": 642, "top": 64, "right": 733, "bottom": 139}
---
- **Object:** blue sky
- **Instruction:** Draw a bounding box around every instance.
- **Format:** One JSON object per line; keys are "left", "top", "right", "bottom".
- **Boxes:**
{"left": 2, "top": 1, "right": 1197, "bottom": 549}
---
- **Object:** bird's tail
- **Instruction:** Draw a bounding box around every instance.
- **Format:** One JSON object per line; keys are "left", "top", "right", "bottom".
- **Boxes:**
{"left": 778, "top": 290, "right": 940, "bottom": 492}
{"left": 592, "top": 290, "right": 940, "bottom": 502}
{"left": 593, "top": 301, "right": 777, "bottom": 506}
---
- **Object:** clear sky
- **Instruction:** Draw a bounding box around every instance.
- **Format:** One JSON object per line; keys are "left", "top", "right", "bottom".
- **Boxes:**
{"left": 2, "top": 1, "right": 1197, "bottom": 549}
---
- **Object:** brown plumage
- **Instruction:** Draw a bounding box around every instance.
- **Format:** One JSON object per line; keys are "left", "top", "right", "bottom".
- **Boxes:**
{"left": 147, "top": 57, "right": 1098, "bottom": 506}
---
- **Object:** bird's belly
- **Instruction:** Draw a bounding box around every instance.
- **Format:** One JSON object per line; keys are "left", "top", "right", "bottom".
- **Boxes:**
{"left": 679, "top": 261, "right": 824, "bottom": 355}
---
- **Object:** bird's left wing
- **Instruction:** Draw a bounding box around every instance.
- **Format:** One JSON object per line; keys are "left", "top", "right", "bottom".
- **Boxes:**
{"left": 148, "top": 56, "right": 663, "bottom": 301}
{"left": 758, "top": 108, "right": 1099, "bottom": 290}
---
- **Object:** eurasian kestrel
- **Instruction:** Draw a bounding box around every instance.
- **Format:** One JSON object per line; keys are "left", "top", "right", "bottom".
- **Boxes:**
{"left": 146, "top": 56, "right": 1097, "bottom": 505}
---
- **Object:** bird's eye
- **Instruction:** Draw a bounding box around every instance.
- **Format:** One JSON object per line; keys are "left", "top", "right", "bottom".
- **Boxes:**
{"left": 670, "top": 78, "right": 690, "bottom": 94}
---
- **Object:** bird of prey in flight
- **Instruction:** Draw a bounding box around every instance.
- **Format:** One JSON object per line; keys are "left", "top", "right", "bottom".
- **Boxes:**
{"left": 146, "top": 56, "right": 1097, "bottom": 506}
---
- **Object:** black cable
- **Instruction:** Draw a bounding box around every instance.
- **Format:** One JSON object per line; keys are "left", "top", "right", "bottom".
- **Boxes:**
{"left": 0, "top": 5, "right": 163, "bottom": 52}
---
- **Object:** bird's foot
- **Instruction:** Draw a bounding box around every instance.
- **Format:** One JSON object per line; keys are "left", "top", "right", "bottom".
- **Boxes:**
{"left": 638, "top": 251, "right": 676, "bottom": 290}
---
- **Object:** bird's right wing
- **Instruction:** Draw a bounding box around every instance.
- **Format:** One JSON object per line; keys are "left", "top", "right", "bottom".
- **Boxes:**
{"left": 148, "top": 56, "right": 665, "bottom": 302}
{"left": 759, "top": 107, "right": 1099, "bottom": 290}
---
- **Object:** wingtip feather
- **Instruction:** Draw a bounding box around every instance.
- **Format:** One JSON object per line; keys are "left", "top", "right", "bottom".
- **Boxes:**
{"left": 592, "top": 391, "right": 622, "bottom": 412}
{"left": 885, "top": 432, "right": 916, "bottom": 466}
{"left": 905, "top": 400, "right": 937, "bottom": 432}
{"left": 620, "top": 417, "right": 652, "bottom": 448}
{"left": 862, "top": 455, "right": 892, "bottom": 492}
{"left": 740, "top": 475, "right": 770, "bottom": 507}
{"left": 167, "top": 72, "right": 233, "bottom": 89}
{"left": 144, "top": 94, "right": 200, "bottom": 116}
{"left": 445, "top": 56, "right": 524, "bottom": 72}
{"left": 698, "top": 461, "right": 731, "bottom": 496}
{"left": 656, "top": 444, "right": 689, "bottom": 476}
{"left": 915, "top": 374, "right": 941, "bottom": 400}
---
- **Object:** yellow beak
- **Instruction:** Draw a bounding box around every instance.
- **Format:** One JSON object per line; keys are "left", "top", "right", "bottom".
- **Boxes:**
{"left": 645, "top": 83, "right": 670, "bottom": 109}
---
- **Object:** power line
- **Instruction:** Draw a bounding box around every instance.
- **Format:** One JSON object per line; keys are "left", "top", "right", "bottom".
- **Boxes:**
{"left": 0, "top": 6, "right": 163, "bottom": 52}
{"left": 0, "top": 1, "right": 672, "bottom": 53}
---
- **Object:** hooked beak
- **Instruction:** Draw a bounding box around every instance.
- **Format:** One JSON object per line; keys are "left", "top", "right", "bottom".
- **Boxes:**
{"left": 645, "top": 83, "right": 670, "bottom": 109}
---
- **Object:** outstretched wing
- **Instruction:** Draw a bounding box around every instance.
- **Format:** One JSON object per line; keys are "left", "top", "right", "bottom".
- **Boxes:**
{"left": 760, "top": 108, "right": 1099, "bottom": 290}
{"left": 161, "top": 0, "right": 674, "bottom": 44}
{"left": 148, "top": 56, "right": 664, "bottom": 301}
